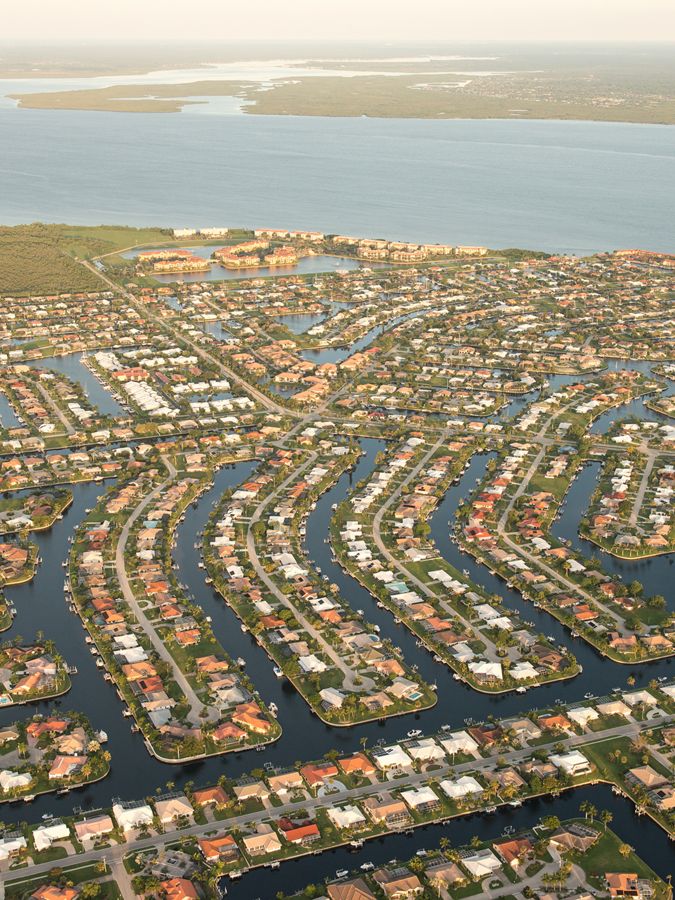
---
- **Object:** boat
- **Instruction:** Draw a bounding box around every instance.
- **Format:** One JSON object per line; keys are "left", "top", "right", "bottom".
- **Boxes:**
{"left": 273, "top": 666, "right": 283, "bottom": 678}
{"left": 336, "top": 870, "right": 349, "bottom": 879}
{"left": 360, "top": 862, "right": 374, "bottom": 872}
{"left": 240, "top": 624, "right": 248, "bottom": 633}
{"left": 407, "top": 729, "right": 422, "bottom": 739}
{"left": 236, "top": 657, "right": 246, "bottom": 668}
{"left": 269, "top": 703, "right": 278, "bottom": 717}
{"left": 516, "top": 686, "right": 527, "bottom": 694}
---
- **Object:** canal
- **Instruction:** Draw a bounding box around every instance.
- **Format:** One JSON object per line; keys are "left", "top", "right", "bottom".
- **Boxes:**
{"left": 221, "top": 784, "right": 675, "bottom": 896}
{"left": 0, "top": 364, "right": 672, "bottom": 883}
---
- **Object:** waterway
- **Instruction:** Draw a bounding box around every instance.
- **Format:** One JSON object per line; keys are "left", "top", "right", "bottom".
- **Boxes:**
{"left": 300, "top": 308, "right": 436, "bottom": 364}
{"left": 0, "top": 391, "right": 23, "bottom": 429}
{"left": 28, "top": 352, "right": 126, "bottom": 417}
{"left": 1, "top": 111, "right": 673, "bottom": 254}
{"left": 222, "top": 785, "right": 674, "bottom": 897}
{"left": 121, "top": 245, "right": 364, "bottom": 283}
{"left": 553, "top": 461, "right": 674, "bottom": 599}
{"left": 0, "top": 447, "right": 672, "bottom": 883}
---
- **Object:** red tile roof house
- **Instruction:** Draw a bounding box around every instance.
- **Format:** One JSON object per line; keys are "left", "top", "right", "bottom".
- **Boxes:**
{"left": 300, "top": 761, "right": 339, "bottom": 788}
{"left": 493, "top": 837, "right": 534, "bottom": 869}
{"left": 279, "top": 821, "right": 321, "bottom": 845}
{"left": 197, "top": 833, "right": 239, "bottom": 863}
{"left": 160, "top": 879, "right": 199, "bottom": 900}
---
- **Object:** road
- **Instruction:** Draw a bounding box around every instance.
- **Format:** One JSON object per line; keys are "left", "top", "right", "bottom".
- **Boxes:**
{"left": 245, "top": 451, "right": 374, "bottom": 692}
{"left": 369, "top": 432, "right": 501, "bottom": 663}
{"left": 115, "top": 455, "right": 216, "bottom": 724}
{"left": 494, "top": 416, "right": 628, "bottom": 634}
{"left": 9, "top": 710, "right": 672, "bottom": 889}
{"left": 33, "top": 380, "right": 76, "bottom": 436}
{"left": 629, "top": 446, "right": 657, "bottom": 527}
{"left": 80, "top": 260, "right": 290, "bottom": 416}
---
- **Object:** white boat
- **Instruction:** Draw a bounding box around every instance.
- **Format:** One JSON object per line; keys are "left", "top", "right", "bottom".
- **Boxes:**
{"left": 269, "top": 703, "right": 278, "bottom": 718}
{"left": 336, "top": 870, "right": 349, "bottom": 879}
{"left": 273, "top": 666, "right": 283, "bottom": 678}
{"left": 407, "top": 729, "right": 422, "bottom": 739}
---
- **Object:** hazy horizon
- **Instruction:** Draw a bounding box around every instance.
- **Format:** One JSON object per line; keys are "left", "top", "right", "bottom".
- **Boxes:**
{"left": 4, "top": 0, "right": 675, "bottom": 43}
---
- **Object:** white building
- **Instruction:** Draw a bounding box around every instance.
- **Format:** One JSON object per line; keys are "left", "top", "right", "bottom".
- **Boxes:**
{"left": 33, "top": 821, "right": 70, "bottom": 851}
{"left": 400, "top": 785, "right": 440, "bottom": 811}
{"left": 372, "top": 744, "right": 412, "bottom": 771}
{"left": 439, "top": 731, "right": 479, "bottom": 757}
{"left": 326, "top": 804, "right": 367, "bottom": 830}
{"left": 549, "top": 751, "right": 593, "bottom": 777}
{"left": 462, "top": 848, "right": 502, "bottom": 878}
{"left": 439, "top": 775, "right": 484, "bottom": 800}
{"left": 406, "top": 738, "right": 445, "bottom": 764}
{"left": 112, "top": 802, "right": 154, "bottom": 833}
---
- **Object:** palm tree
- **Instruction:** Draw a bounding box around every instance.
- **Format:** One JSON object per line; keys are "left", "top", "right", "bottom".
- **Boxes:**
{"left": 600, "top": 809, "right": 613, "bottom": 831}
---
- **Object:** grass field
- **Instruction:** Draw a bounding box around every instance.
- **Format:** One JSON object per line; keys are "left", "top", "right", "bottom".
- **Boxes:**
{"left": 0, "top": 223, "right": 171, "bottom": 295}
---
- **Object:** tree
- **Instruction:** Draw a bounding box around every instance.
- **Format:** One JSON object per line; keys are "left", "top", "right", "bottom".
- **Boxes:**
{"left": 619, "top": 843, "right": 633, "bottom": 858}
{"left": 600, "top": 809, "right": 613, "bottom": 831}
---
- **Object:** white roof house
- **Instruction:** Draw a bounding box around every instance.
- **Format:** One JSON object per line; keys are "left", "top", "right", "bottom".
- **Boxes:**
{"left": 326, "top": 805, "right": 367, "bottom": 830}
{"left": 549, "top": 751, "right": 592, "bottom": 777}
{"left": 596, "top": 700, "right": 631, "bottom": 719}
{"left": 112, "top": 802, "right": 154, "bottom": 833}
{"left": 298, "top": 655, "right": 328, "bottom": 674}
{"left": 319, "top": 687, "right": 346, "bottom": 709}
{"left": 407, "top": 738, "right": 445, "bottom": 764}
{"left": 0, "top": 834, "right": 27, "bottom": 860}
{"left": 372, "top": 744, "right": 412, "bottom": 770}
{"left": 510, "top": 661, "right": 538, "bottom": 681}
{"left": 439, "top": 731, "right": 479, "bottom": 757}
{"left": 623, "top": 690, "right": 657, "bottom": 708}
{"left": 0, "top": 770, "right": 32, "bottom": 791}
{"left": 439, "top": 775, "right": 483, "bottom": 799}
{"left": 33, "top": 821, "right": 70, "bottom": 851}
{"left": 400, "top": 785, "right": 440, "bottom": 810}
{"left": 468, "top": 661, "right": 503, "bottom": 680}
{"left": 567, "top": 707, "right": 600, "bottom": 728}
{"left": 462, "top": 848, "right": 502, "bottom": 878}
{"left": 154, "top": 795, "right": 194, "bottom": 825}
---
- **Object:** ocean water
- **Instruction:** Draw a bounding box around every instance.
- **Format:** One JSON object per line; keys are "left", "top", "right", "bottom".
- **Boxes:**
{"left": 0, "top": 108, "right": 673, "bottom": 253}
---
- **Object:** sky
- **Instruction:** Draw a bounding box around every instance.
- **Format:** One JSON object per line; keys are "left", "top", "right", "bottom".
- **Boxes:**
{"left": 5, "top": 0, "right": 675, "bottom": 43}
